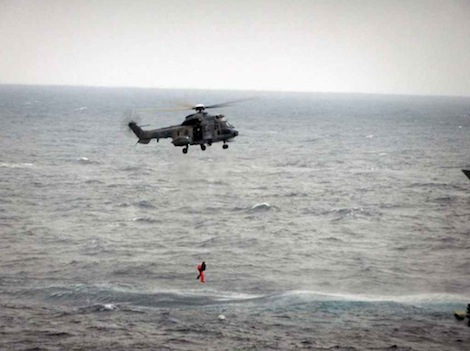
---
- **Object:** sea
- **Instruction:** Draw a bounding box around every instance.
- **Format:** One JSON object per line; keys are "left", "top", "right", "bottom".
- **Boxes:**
{"left": 1, "top": 84, "right": 469, "bottom": 350}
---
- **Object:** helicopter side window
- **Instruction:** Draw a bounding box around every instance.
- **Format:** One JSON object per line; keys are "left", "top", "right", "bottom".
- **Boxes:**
{"left": 184, "top": 129, "right": 189, "bottom": 136}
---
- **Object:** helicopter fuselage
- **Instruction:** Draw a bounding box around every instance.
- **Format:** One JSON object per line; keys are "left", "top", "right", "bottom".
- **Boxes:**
{"left": 128, "top": 112, "right": 238, "bottom": 154}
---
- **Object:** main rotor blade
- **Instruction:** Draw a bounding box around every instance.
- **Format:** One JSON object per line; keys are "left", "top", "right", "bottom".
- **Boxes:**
{"left": 134, "top": 97, "right": 257, "bottom": 113}
{"left": 135, "top": 107, "right": 189, "bottom": 112}
{"left": 204, "top": 97, "right": 257, "bottom": 109}
{"left": 174, "top": 101, "right": 197, "bottom": 109}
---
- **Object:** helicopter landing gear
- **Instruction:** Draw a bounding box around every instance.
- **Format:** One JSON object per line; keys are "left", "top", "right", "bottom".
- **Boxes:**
{"left": 200, "top": 144, "right": 206, "bottom": 151}
{"left": 223, "top": 143, "right": 229, "bottom": 149}
{"left": 182, "top": 146, "right": 189, "bottom": 154}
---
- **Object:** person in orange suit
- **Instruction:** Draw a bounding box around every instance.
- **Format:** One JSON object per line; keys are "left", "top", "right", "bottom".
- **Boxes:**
{"left": 196, "top": 261, "right": 206, "bottom": 283}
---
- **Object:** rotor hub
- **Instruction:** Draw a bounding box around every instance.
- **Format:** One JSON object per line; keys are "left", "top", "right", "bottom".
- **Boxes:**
{"left": 194, "top": 103, "right": 206, "bottom": 112}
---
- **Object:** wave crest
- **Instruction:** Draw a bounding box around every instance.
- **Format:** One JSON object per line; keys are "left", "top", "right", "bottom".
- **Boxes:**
{"left": 249, "top": 203, "right": 274, "bottom": 212}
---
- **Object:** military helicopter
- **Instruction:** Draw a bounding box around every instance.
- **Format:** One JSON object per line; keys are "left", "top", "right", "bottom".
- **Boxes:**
{"left": 127, "top": 100, "right": 243, "bottom": 154}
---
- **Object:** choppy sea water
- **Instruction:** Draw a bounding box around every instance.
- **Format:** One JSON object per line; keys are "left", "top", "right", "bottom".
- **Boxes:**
{"left": 1, "top": 85, "right": 469, "bottom": 350}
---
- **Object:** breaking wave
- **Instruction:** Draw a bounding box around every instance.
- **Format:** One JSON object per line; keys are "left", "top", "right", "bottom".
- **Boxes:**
{"left": 249, "top": 203, "right": 274, "bottom": 212}
{"left": 0, "top": 162, "right": 34, "bottom": 168}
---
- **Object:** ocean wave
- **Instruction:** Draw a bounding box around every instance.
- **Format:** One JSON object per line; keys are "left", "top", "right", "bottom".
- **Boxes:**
{"left": 269, "top": 290, "right": 470, "bottom": 306}
{"left": 302, "top": 137, "right": 320, "bottom": 143}
{"left": 131, "top": 216, "right": 161, "bottom": 224}
{"left": 304, "top": 207, "right": 382, "bottom": 220}
{"left": 433, "top": 196, "right": 456, "bottom": 204}
{"left": 276, "top": 159, "right": 313, "bottom": 168}
{"left": 196, "top": 237, "right": 219, "bottom": 248}
{"left": 120, "top": 165, "right": 144, "bottom": 172}
{"left": 84, "top": 179, "right": 104, "bottom": 185}
{"left": 285, "top": 191, "right": 309, "bottom": 197}
{"left": 195, "top": 179, "right": 229, "bottom": 186}
{"left": 78, "top": 303, "right": 119, "bottom": 313}
{"left": 0, "top": 162, "right": 34, "bottom": 169}
{"left": 408, "top": 182, "right": 453, "bottom": 190}
{"left": 38, "top": 284, "right": 470, "bottom": 312}
{"left": 248, "top": 203, "right": 276, "bottom": 212}
{"left": 134, "top": 200, "right": 156, "bottom": 209}
{"left": 40, "top": 284, "right": 265, "bottom": 309}
{"left": 335, "top": 207, "right": 382, "bottom": 221}
{"left": 81, "top": 239, "right": 113, "bottom": 255}
{"left": 77, "top": 157, "right": 99, "bottom": 165}
{"left": 320, "top": 236, "right": 344, "bottom": 242}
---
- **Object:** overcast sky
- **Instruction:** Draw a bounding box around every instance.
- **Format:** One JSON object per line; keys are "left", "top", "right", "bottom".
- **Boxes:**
{"left": 1, "top": 0, "right": 470, "bottom": 96}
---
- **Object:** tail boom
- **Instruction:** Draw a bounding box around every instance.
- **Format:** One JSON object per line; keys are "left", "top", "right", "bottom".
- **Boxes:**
{"left": 128, "top": 122, "right": 151, "bottom": 144}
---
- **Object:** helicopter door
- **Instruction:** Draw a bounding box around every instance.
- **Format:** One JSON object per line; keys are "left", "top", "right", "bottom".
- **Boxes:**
{"left": 203, "top": 122, "right": 214, "bottom": 142}
{"left": 193, "top": 125, "right": 203, "bottom": 142}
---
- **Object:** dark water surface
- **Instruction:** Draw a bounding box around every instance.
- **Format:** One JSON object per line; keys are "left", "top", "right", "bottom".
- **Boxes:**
{"left": 1, "top": 85, "right": 469, "bottom": 350}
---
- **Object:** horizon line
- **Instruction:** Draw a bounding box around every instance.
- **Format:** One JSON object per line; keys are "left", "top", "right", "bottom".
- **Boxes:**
{"left": 1, "top": 83, "right": 470, "bottom": 99}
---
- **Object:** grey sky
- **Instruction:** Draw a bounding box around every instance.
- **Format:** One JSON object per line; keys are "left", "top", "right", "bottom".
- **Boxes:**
{"left": 1, "top": 0, "right": 470, "bottom": 96}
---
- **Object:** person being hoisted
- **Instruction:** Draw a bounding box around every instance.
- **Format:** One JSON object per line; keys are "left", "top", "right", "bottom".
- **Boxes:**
{"left": 196, "top": 261, "right": 206, "bottom": 283}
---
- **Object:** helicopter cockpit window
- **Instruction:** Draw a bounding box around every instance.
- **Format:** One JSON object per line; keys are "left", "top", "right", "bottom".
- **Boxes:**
{"left": 220, "top": 121, "right": 233, "bottom": 129}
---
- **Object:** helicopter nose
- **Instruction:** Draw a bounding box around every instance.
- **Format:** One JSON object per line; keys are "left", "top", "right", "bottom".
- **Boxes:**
{"left": 233, "top": 130, "right": 239, "bottom": 137}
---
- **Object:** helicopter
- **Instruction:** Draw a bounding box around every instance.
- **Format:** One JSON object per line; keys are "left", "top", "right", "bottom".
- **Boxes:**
{"left": 127, "top": 100, "right": 243, "bottom": 154}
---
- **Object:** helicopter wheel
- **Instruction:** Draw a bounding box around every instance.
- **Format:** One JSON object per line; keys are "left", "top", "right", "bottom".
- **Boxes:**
{"left": 223, "top": 144, "right": 229, "bottom": 149}
{"left": 200, "top": 144, "right": 206, "bottom": 151}
{"left": 183, "top": 146, "right": 188, "bottom": 154}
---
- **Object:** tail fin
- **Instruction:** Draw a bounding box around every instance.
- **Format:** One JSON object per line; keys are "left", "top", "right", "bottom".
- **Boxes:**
{"left": 128, "top": 122, "right": 151, "bottom": 144}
